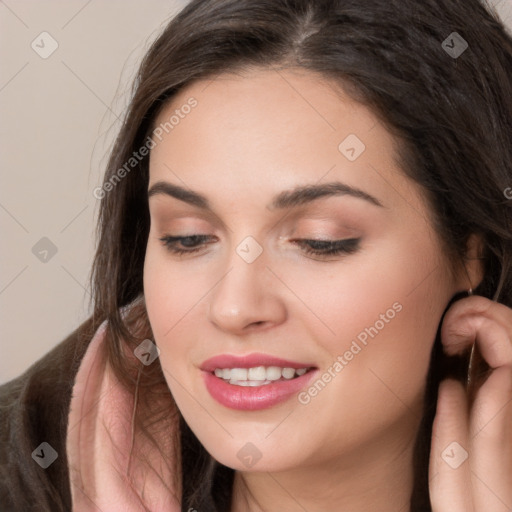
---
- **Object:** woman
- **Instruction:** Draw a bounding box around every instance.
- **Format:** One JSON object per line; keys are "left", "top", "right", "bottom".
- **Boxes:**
{"left": 1, "top": 0, "right": 511, "bottom": 510}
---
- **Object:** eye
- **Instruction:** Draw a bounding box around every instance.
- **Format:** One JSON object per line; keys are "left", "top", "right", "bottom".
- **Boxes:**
{"left": 159, "top": 234, "right": 215, "bottom": 255}
{"left": 159, "top": 234, "right": 361, "bottom": 259}
{"left": 291, "top": 238, "right": 361, "bottom": 258}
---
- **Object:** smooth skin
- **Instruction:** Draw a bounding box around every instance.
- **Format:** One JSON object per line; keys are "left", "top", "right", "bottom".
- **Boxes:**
{"left": 143, "top": 66, "right": 512, "bottom": 511}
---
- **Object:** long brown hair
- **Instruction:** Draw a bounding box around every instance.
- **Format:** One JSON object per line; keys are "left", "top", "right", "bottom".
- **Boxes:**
{"left": 88, "top": 0, "right": 512, "bottom": 510}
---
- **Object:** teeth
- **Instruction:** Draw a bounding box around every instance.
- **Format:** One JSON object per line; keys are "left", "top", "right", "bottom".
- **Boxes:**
{"left": 229, "top": 379, "right": 272, "bottom": 386}
{"left": 213, "top": 365, "right": 310, "bottom": 384}
{"left": 230, "top": 368, "right": 248, "bottom": 380}
{"left": 248, "top": 366, "right": 266, "bottom": 380}
{"left": 281, "top": 367, "right": 295, "bottom": 379}
{"left": 266, "top": 366, "right": 282, "bottom": 380}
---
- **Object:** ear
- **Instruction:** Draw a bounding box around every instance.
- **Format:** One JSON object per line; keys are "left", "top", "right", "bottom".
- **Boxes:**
{"left": 455, "top": 233, "right": 485, "bottom": 292}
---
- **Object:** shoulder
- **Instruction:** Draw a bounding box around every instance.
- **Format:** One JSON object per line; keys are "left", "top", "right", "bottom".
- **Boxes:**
{"left": 0, "top": 315, "right": 104, "bottom": 512}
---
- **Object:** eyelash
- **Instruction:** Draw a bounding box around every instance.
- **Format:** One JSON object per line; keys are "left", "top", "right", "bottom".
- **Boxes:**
{"left": 158, "top": 235, "right": 360, "bottom": 258}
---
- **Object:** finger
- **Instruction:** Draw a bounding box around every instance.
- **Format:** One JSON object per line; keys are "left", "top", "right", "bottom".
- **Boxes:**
{"left": 470, "top": 365, "right": 512, "bottom": 510}
{"left": 430, "top": 379, "right": 473, "bottom": 512}
{"left": 444, "top": 296, "right": 512, "bottom": 328}
{"left": 442, "top": 312, "right": 512, "bottom": 369}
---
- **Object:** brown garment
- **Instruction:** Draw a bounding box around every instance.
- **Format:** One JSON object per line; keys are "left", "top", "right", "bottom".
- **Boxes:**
{"left": 0, "top": 316, "right": 103, "bottom": 512}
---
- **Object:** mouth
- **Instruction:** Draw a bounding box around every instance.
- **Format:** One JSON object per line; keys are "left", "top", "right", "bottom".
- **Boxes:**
{"left": 212, "top": 365, "right": 312, "bottom": 386}
{"left": 200, "top": 353, "right": 318, "bottom": 410}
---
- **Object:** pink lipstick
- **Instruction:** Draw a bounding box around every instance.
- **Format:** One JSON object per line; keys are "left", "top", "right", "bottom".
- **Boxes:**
{"left": 200, "top": 353, "right": 318, "bottom": 411}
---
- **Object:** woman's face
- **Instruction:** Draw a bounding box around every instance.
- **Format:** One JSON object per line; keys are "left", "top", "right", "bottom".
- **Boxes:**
{"left": 143, "top": 67, "right": 465, "bottom": 473}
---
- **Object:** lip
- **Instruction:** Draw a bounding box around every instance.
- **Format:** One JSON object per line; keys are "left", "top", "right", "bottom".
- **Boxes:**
{"left": 200, "top": 352, "right": 318, "bottom": 411}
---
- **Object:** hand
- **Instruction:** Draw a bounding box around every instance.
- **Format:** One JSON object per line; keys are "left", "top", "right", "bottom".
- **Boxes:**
{"left": 429, "top": 295, "right": 512, "bottom": 511}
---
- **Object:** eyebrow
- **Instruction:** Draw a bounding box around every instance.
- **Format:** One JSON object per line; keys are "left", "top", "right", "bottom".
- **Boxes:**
{"left": 147, "top": 180, "right": 385, "bottom": 210}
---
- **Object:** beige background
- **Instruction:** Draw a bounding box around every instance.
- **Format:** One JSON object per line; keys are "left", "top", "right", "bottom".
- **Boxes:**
{"left": 1, "top": 0, "right": 511, "bottom": 385}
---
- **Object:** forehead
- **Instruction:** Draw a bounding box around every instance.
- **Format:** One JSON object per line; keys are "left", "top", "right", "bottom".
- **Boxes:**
{"left": 148, "top": 67, "right": 427, "bottom": 219}
{"left": 152, "top": 67, "right": 380, "bottom": 154}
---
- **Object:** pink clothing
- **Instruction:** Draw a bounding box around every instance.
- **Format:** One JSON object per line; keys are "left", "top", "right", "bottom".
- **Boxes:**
{"left": 66, "top": 320, "right": 181, "bottom": 511}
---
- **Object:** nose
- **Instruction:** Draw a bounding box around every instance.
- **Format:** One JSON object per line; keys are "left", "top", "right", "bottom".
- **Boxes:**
{"left": 207, "top": 244, "right": 287, "bottom": 335}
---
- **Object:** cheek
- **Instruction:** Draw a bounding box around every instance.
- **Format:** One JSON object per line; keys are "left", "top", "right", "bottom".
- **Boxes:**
{"left": 309, "top": 241, "right": 451, "bottom": 425}
{"left": 143, "top": 244, "right": 205, "bottom": 339}
{"left": 143, "top": 245, "right": 212, "bottom": 389}
{"left": 143, "top": 247, "right": 188, "bottom": 372}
